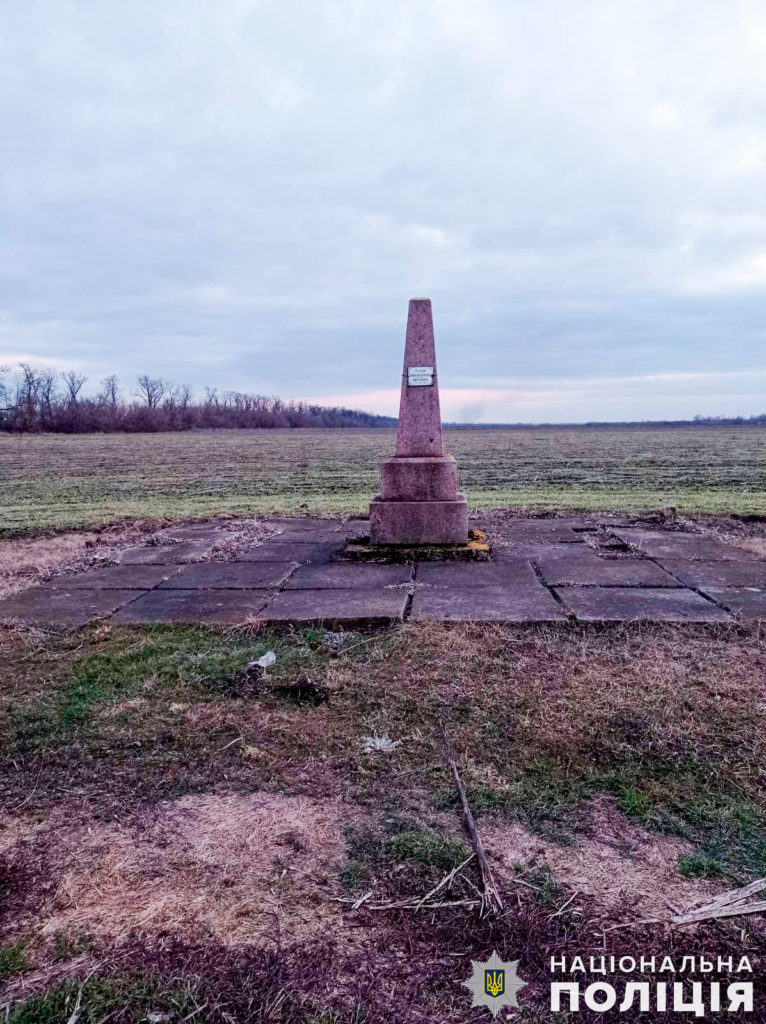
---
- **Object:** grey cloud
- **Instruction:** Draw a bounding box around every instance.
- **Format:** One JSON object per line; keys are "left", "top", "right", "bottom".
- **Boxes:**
{"left": 0, "top": 0, "right": 765, "bottom": 421}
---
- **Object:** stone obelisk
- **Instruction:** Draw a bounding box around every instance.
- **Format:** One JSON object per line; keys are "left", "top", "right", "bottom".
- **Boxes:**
{"left": 369, "top": 298, "right": 469, "bottom": 545}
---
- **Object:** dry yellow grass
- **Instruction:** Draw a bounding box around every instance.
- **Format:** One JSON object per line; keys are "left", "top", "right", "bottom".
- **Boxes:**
{"left": 40, "top": 793, "right": 368, "bottom": 947}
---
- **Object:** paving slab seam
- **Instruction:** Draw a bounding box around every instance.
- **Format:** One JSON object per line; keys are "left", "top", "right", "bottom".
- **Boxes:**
{"left": 642, "top": 555, "right": 737, "bottom": 617}
{"left": 248, "top": 558, "right": 305, "bottom": 619}
{"left": 402, "top": 563, "right": 418, "bottom": 620}
{"left": 98, "top": 568, "right": 185, "bottom": 623}
{"left": 529, "top": 558, "right": 574, "bottom": 621}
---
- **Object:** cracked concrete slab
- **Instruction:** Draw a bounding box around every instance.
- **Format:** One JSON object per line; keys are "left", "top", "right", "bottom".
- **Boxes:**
{"left": 284, "top": 563, "right": 412, "bottom": 589}
{"left": 41, "top": 565, "right": 181, "bottom": 589}
{"left": 658, "top": 560, "right": 766, "bottom": 588}
{"left": 415, "top": 560, "right": 538, "bottom": 587}
{"left": 158, "top": 562, "right": 297, "bottom": 589}
{"left": 612, "top": 529, "right": 755, "bottom": 562}
{"left": 555, "top": 586, "right": 732, "bottom": 622}
{"left": 411, "top": 584, "right": 566, "bottom": 622}
{"left": 536, "top": 553, "right": 679, "bottom": 587}
{"left": 0, "top": 587, "right": 141, "bottom": 628}
{"left": 693, "top": 587, "right": 766, "bottom": 618}
{"left": 260, "top": 587, "right": 408, "bottom": 626}
{"left": 111, "top": 588, "right": 276, "bottom": 624}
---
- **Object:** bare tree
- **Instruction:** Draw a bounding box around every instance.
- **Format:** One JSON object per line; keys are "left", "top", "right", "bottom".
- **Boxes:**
{"left": 135, "top": 375, "right": 167, "bottom": 409}
{"left": 98, "top": 374, "right": 120, "bottom": 406}
{"left": 0, "top": 364, "right": 10, "bottom": 409}
{"left": 17, "top": 363, "right": 42, "bottom": 427}
{"left": 62, "top": 370, "right": 87, "bottom": 405}
{"left": 38, "top": 368, "right": 58, "bottom": 422}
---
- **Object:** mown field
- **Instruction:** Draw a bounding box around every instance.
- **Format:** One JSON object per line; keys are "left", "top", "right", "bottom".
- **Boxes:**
{"left": 1, "top": 425, "right": 766, "bottom": 534}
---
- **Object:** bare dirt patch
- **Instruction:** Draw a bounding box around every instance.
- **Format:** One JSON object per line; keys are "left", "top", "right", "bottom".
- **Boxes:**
{"left": 484, "top": 796, "right": 721, "bottom": 923}
{"left": 0, "top": 520, "right": 168, "bottom": 598}
{"left": 35, "top": 792, "right": 366, "bottom": 948}
{"left": 0, "top": 812, "right": 48, "bottom": 856}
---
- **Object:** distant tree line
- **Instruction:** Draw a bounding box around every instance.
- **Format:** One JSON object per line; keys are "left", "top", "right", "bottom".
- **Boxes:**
{"left": 446, "top": 415, "right": 766, "bottom": 429}
{"left": 0, "top": 364, "right": 395, "bottom": 433}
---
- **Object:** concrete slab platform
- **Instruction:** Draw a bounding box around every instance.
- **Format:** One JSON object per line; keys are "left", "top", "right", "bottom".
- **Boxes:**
{"left": 695, "top": 587, "right": 766, "bottom": 618}
{"left": 536, "top": 553, "right": 679, "bottom": 587}
{"left": 41, "top": 565, "right": 181, "bottom": 589}
{"left": 658, "top": 560, "right": 766, "bottom": 588}
{"left": 261, "top": 588, "right": 408, "bottom": 626}
{"left": 556, "top": 587, "right": 731, "bottom": 622}
{"left": 112, "top": 589, "right": 276, "bottom": 624}
{"left": 0, "top": 587, "right": 141, "bottom": 628}
{"left": 411, "top": 584, "right": 566, "bottom": 622}
{"left": 159, "top": 562, "right": 297, "bottom": 589}
{"left": 284, "top": 564, "right": 412, "bottom": 589}
{"left": 118, "top": 540, "right": 214, "bottom": 564}
{"left": 236, "top": 541, "right": 344, "bottom": 564}
{"left": 6, "top": 515, "right": 758, "bottom": 628}
{"left": 612, "top": 529, "right": 754, "bottom": 562}
{"left": 416, "top": 560, "right": 538, "bottom": 587}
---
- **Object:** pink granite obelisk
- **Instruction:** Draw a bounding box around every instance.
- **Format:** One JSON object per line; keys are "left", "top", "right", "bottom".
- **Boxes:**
{"left": 369, "top": 298, "right": 469, "bottom": 545}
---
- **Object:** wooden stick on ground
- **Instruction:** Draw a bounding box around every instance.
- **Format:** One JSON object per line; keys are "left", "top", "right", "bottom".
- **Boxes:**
{"left": 607, "top": 877, "right": 766, "bottom": 931}
{"left": 442, "top": 728, "right": 503, "bottom": 916}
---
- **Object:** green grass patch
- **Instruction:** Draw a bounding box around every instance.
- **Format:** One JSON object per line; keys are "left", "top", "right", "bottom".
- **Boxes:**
{"left": 0, "top": 941, "right": 28, "bottom": 981}
{"left": 10, "top": 625, "right": 336, "bottom": 747}
{"left": 7, "top": 976, "right": 195, "bottom": 1024}
{"left": 522, "top": 865, "right": 567, "bottom": 910}
{"left": 344, "top": 818, "right": 467, "bottom": 874}
{"left": 388, "top": 831, "right": 467, "bottom": 871}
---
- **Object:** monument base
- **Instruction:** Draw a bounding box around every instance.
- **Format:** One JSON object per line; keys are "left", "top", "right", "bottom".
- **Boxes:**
{"left": 379, "top": 455, "right": 458, "bottom": 501}
{"left": 369, "top": 495, "right": 469, "bottom": 545}
{"left": 345, "top": 528, "right": 490, "bottom": 563}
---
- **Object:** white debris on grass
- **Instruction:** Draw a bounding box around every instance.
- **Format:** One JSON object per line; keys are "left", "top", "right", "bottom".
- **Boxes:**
{"left": 248, "top": 650, "right": 276, "bottom": 670}
{"left": 362, "top": 734, "right": 400, "bottom": 755}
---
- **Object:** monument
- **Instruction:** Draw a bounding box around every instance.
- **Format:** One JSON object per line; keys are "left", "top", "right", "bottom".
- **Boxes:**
{"left": 369, "top": 298, "right": 469, "bottom": 545}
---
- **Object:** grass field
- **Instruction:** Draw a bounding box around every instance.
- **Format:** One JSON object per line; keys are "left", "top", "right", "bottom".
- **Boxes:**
{"left": 2, "top": 425, "right": 766, "bottom": 534}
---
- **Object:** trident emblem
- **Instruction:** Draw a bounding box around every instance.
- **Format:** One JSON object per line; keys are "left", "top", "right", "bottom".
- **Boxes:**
{"left": 484, "top": 969, "right": 505, "bottom": 998}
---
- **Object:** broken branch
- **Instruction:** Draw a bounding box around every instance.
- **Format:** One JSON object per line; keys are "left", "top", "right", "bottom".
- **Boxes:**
{"left": 441, "top": 727, "right": 503, "bottom": 915}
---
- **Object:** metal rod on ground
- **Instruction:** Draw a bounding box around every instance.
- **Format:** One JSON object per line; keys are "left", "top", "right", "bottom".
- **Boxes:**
{"left": 441, "top": 727, "right": 503, "bottom": 915}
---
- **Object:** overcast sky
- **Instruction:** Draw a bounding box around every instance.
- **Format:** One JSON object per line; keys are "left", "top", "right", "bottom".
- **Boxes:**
{"left": 2, "top": 0, "right": 766, "bottom": 423}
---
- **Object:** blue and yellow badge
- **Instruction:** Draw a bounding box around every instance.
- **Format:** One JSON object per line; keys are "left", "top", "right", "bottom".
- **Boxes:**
{"left": 484, "top": 968, "right": 505, "bottom": 998}
{"left": 463, "top": 952, "right": 526, "bottom": 1018}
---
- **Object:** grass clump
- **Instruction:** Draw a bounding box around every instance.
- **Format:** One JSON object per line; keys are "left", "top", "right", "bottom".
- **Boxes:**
{"left": 344, "top": 819, "right": 467, "bottom": 874}
{"left": 0, "top": 941, "right": 28, "bottom": 981}
{"left": 522, "top": 865, "right": 567, "bottom": 910}
{"left": 388, "top": 831, "right": 467, "bottom": 871}
{"left": 7, "top": 976, "right": 195, "bottom": 1024}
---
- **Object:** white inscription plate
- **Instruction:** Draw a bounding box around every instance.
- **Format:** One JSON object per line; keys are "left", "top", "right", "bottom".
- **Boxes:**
{"left": 407, "top": 365, "right": 434, "bottom": 387}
